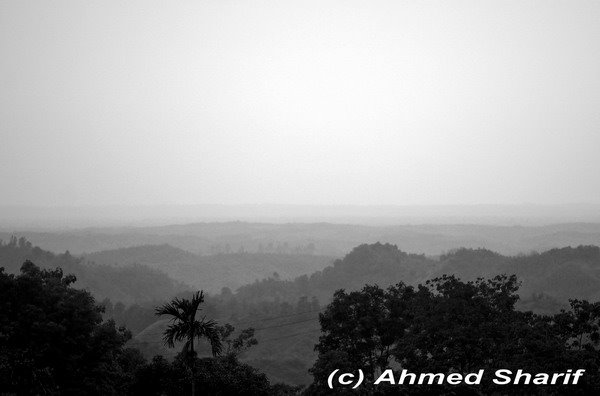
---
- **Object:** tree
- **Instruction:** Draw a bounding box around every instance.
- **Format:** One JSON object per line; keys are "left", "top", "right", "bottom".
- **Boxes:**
{"left": 0, "top": 260, "right": 144, "bottom": 395}
{"left": 397, "top": 275, "right": 522, "bottom": 374}
{"left": 313, "top": 284, "right": 415, "bottom": 382}
{"left": 155, "top": 291, "right": 222, "bottom": 396}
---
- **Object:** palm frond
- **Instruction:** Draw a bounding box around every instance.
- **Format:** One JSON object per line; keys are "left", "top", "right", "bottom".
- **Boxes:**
{"left": 196, "top": 319, "right": 223, "bottom": 357}
{"left": 162, "top": 322, "right": 189, "bottom": 348}
{"left": 156, "top": 292, "right": 205, "bottom": 321}
{"left": 155, "top": 299, "right": 187, "bottom": 321}
{"left": 188, "top": 291, "right": 205, "bottom": 320}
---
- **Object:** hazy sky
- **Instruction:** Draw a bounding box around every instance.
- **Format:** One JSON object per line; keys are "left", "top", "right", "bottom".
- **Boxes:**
{"left": 1, "top": 0, "right": 600, "bottom": 206}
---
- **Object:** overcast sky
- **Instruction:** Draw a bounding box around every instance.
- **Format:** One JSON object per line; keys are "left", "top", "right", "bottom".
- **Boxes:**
{"left": 1, "top": 0, "right": 599, "bottom": 207}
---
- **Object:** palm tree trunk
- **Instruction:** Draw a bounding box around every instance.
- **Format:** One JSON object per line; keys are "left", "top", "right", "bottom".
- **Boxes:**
{"left": 190, "top": 334, "right": 195, "bottom": 396}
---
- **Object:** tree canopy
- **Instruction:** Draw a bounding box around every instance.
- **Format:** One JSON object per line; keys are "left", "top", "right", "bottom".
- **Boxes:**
{"left": 309, "top": 275, "right": 600, "bottom": 395}
{"left": 0, "top": 261, "right": 142, "bottom": 395}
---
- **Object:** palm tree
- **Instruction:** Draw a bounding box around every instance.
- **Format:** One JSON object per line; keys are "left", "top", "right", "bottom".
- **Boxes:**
{"left": 156, "top": 291, "right": 222, "bottom": 396}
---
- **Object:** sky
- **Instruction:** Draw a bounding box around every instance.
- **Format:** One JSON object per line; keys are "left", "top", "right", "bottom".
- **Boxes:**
{"left": 1, "top": 0, "right": 600, "bottom": 207}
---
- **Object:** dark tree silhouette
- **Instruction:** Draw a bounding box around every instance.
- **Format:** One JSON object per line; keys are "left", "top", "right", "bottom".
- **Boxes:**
{"left": 0, "top": 260, "right": 144, "bottom": 395}
{"left": 308, "top": 275, "right": 600, "bottom": 395}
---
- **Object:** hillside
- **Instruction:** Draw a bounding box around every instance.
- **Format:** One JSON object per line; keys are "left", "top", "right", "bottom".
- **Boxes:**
{"left": 84, "top": 244, "right": 333, "bottom": 293}
{"left": 0, "top": 237, "right": 187, "bottom": 304}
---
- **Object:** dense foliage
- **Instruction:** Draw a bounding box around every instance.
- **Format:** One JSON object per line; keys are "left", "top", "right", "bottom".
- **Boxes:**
{"left": 0, "top": 260, "right": 142, "bottom": 395}
{"left": 0, "top": 260, "right": 297, "bottom": 395}
{"left": 308, "top": 275, "right": 600, "bottom": 395}
{"left": 130, "top": 354, "right": 300, "bottom": 396}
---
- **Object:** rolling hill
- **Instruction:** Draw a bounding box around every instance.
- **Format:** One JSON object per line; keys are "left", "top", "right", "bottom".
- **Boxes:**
{"left": 0, "top": 237, "right": 187, "bottom": 304}
{"left": 4, "top": 221, "right": 600, "bottom": 258}
{"left": 84, "top": 244, "right": 334, "bottom": 293}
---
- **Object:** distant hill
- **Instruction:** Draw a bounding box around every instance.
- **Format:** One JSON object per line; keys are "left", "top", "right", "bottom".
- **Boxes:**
{"left": 4, "top": 221, "right": 600, "bottom": 258}
{"left": 3, "top": 204, "right": 600, "bottom": 229}
{"left": 0, "top": 237, "right": 187, "bottom": 304}
{"left": 84, "top": 244, "right": 334, "bottom": 293}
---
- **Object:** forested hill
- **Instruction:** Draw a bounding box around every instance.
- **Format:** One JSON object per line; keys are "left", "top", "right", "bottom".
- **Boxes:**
{"left": 232, "top": 243, "right": 600, "bottom": 310}
{"left": 84, "top": 245, "right": 333, "bottom": 294}
{"left": 0, "top": 236, "right": 187, "bottom": 304}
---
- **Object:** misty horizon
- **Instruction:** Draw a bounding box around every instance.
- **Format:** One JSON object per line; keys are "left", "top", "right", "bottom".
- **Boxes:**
{"left": 2, "top": 1, "right": 600, "bottom": 208}
{"left": 2, "top": 203, "right": 600, "bottom": 230}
